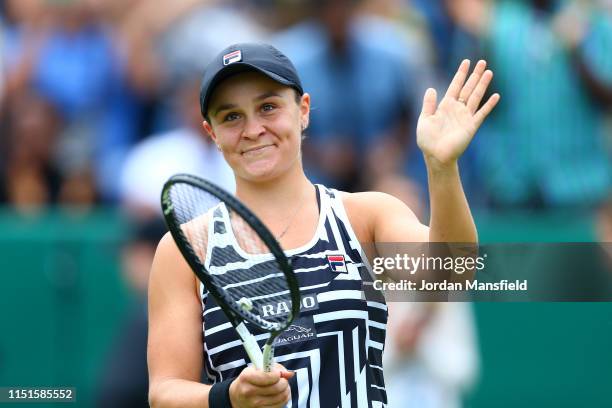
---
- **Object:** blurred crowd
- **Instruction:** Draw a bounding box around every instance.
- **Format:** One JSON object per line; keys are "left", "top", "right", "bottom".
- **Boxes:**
{"left": 1, "top": 0, "right": 611, "bottom": 407}
{"left": 1, "top": 0, "right": 610, "bottom": 216}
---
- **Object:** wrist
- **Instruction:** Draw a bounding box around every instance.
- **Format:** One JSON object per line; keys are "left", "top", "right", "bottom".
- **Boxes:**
{"left": 424, "top": 155, "right": 459, "bottom": 176}
{"left": 209, "top": 378, "right": 235, "bottom": 408}
{"left": 228, "top": 378, "right": 238, "bottom": 408}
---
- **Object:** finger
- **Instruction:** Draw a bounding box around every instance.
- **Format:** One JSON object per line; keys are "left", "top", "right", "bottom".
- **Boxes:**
{"left": 273, "top": 363, "right": 294, "bottom": 380}
{"left": 261, "top": 387, "right": 291, "bottom": 408}
{"left": 467, "top": 70, "right": 494, "bottom": 114}
{"left": 280, "top": 370, "right": 295, "bottom": 380}
{"left": 243, "top": 367, "right": 281, "bottom": 387}
{"left": 473, "top": 93, "right": 501, "bottom": 127}
{"left": 444, "top": 59, "right": 470, "bottom": 100}
{"left": 254, "top": 378, "right": 289, "bottom": 396}
{"left": 459, "top": 60, "right": 487, "bottom": 104}
{"left": 420, "top": 88, "right": 437, "bottom": 118}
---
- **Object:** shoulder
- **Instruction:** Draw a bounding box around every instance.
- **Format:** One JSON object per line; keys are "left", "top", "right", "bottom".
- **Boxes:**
{"left": 339, "top": 190, "right": 407, "bottom": 214}
{"left": 151, "top": 232, "right": 193, "bottom": 282}
{"left": 150, "top": 232, "right": 201, "bottom": 300}
{"left": 155, "top": 231, "right": 183, "bottom": 258}
{"left": 335, "top": 190, "right": 416, "bottom": 242}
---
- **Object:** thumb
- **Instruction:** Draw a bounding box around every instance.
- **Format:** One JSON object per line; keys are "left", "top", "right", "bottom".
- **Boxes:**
{"left": 280, "top": 370, "right": 295, "bottom": 380}
{"left": 420, "top": 88, "right": 437, "bottom": 118}
{"left": 274, "top": 363, "right": 295, "bottom": 379}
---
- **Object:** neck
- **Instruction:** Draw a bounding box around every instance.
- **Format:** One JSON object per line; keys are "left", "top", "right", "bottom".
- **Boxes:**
{"left": 234, "top": 162, "right": 314, "bottom": 218}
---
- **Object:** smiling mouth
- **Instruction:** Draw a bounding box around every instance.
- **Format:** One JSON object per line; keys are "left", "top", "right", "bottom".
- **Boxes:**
{"left": 242, "top": 144, "right": 275, "bottom": 155}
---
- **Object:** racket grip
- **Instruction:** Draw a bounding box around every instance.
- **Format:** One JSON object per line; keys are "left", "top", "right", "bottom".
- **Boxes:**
{"left": 236, "top": 322, "right": 264, "bottom": 369}
{"left": 262, "top": 342, "right": 274, "bottom": 372}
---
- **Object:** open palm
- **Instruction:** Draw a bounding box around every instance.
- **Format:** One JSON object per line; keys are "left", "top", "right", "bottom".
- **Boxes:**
{"left": 417, "top": 60, "right": 500, "bottom": 167}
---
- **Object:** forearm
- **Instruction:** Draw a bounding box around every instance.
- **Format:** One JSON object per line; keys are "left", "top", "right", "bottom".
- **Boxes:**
{"left": 149, "top": 378, "right": 212, "bottom": 408}
{"left": 426, "top": 160, "right": 477, "bottom": 243}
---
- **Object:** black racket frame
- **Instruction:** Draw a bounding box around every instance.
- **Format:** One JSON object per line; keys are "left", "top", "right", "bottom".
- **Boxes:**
{"left": 161, "top": 173, "right": 301, "bottom": 334}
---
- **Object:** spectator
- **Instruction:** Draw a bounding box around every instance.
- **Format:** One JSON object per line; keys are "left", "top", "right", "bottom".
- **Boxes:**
{"left": 119, "top": 76, "right": 235, "bottom": 218}
{"left": 0, "top": 89, "right": 99, "bottom": 212}
{"left": 1, "top": 92, "right": 54, "bottom": 210}
{"left": 398, "top": 0, "right": 486, "bottom": 205}
{"left": 449, "top": 0, "right": 612, "bottom": 209}
{"left": 96, "top": 0, "right": 265, "bottom": 200}
{"left": 384, "top": 302, "right": 480, "bottom": 408}
{"left": 2, "top": 0, "right": 141, "bottom": 203}
{"left": 0, "top": 11, "right": 5, "bottom": 107}
{"left": 273, "top": 0, "right": 429, "bottom": 191}
{"left": 409, "top": 0, "right": 484, "bottom": 79}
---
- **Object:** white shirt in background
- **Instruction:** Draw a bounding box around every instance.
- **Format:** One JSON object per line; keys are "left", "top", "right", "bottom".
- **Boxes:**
{"left": 120, "top": 127, "right": 235, "bottom": 213}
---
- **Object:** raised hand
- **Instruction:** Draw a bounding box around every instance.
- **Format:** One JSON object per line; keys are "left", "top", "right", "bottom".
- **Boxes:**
{"left": 417, "top": 60, "right": 500, "bottom": 169}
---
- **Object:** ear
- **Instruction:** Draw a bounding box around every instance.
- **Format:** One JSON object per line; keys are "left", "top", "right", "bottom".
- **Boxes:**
{"left": 202, "top": 120, "right": 217, "bottom": 144}
{"left": 300, "top": 93, "right": 311, "bottom": 130}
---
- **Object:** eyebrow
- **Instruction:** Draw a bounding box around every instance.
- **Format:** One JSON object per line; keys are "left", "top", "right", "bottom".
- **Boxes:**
{"left": 212, "top": 91, "right": 283, "bottom": 118}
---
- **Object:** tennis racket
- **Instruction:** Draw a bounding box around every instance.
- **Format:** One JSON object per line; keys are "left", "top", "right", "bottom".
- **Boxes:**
{"left": 161, "top": 174, "right": 301, "bottom": 372}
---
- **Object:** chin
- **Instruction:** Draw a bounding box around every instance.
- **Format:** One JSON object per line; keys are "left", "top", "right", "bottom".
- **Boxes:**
{"left": 239, "top": 160, "right": 282, "bottom": 182}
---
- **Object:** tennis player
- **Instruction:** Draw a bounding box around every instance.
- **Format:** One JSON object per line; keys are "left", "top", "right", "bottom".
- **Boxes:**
{"left": 147, "top": 43, "right": 499, "bottom": 407}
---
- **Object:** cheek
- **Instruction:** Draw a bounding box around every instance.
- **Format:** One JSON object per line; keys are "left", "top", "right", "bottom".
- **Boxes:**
{"left": 216, "top": 130, "right": 241, "bottom": 150}
{"left": 276, "top": 116, "right": 301, "bottom": 143}
{"left": 277, "top": 125, "right": 302, "bottom": 157}
{"left": 215, "top": 134, "right": 243, "bottom": 169}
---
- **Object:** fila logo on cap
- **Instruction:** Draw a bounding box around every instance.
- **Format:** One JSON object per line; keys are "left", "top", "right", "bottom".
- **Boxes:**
{"left": 223, "top": 50, "right": 242, "bottom": 65}
{"left": 327, "top": 254, "right": 347, "bottom": 273}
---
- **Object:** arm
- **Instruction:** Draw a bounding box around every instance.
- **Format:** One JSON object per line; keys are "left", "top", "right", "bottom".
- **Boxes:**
{"left": 417, "top": 59, "right": 499, "bottom": 243}
{"left": 370, "top": 60, "right": 499, "bottom": 244}
{"left": 148, "top": 233, "right": 293, "bottom": 408}
{"left": 426, "top": 162, "right": 475, "bottom": 243}
{"left": 361, "top": 60, "right": 498, "bottom": 281}
{"left": 148, "top": 233, "right": 211, "bottom": 407}
{"left": 345, "top": 190, "right": 428, "bottom": 282}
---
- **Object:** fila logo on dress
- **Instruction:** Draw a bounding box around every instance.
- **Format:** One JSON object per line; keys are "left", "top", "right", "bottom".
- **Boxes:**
{"left": 327, "top": 254, "right": 347, "bottom": 273}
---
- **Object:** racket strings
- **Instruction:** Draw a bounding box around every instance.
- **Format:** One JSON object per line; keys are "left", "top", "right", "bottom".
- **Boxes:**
{"left": 167, "top": 182, "right": 295, "bottom": 327}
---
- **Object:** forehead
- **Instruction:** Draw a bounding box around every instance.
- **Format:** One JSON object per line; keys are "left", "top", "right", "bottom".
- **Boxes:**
{"left": 209, "top": 71, "right": 292, "bottom": 108}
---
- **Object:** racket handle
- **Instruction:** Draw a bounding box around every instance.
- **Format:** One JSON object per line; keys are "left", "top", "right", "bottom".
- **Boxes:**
{"left": 262, "top": 342, "right": 274, "bottom": 372}
{"left": 236, "top": 322, "right": 264, "bottom": 369}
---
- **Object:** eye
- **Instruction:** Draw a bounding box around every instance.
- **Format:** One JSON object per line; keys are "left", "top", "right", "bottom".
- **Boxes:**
{"left": 261, "top": 103, "right": 276, "bottom": 113}
{"left": 223, "top": 112, "right": 241, "bottom": 122}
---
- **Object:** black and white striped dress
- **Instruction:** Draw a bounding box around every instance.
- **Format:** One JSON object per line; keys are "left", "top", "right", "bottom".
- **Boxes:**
{"left": 201, "top": 185, "right": 388, "bottom": 407}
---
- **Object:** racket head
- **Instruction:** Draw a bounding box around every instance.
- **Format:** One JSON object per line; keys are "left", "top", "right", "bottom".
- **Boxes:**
{"left": 161, "top": 174, "right": 301, "bottom": 334}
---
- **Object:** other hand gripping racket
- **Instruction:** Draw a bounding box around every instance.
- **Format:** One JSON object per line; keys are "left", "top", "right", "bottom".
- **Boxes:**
{"left": 161, "top": 174, "right": 301, "bottom": 372}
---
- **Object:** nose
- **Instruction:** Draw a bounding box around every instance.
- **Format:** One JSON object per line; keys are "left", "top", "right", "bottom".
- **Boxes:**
{"left": 241, "top": 115, "right": 265, "bottom": 140}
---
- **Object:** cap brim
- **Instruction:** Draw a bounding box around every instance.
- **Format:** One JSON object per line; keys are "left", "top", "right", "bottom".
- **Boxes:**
{"left": 202, "top": 63, "right": 299, "bottom": 117}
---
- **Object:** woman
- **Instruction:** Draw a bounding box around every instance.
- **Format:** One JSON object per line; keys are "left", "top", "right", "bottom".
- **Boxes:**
{"left": 148, "top": 43, "right": 499, "bottom": 407}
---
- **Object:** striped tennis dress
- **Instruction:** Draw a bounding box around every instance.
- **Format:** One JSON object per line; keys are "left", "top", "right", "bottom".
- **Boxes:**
{"left": 201, "top": 185, "right": 388, "bottom": 407}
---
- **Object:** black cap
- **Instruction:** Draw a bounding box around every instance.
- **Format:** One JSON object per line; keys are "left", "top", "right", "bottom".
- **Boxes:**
{"left": 199, "top": 43, "right": 304, "bottom": 119}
